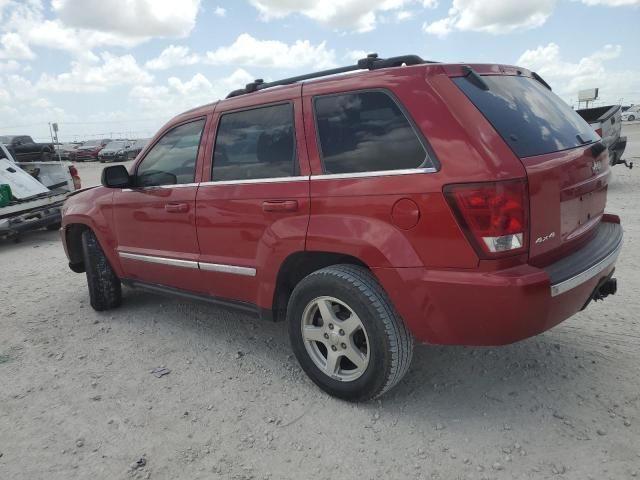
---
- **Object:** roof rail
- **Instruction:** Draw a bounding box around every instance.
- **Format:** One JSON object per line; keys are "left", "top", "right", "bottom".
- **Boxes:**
{"left": 226, "top": 53, "right": 436, "bottom": 99}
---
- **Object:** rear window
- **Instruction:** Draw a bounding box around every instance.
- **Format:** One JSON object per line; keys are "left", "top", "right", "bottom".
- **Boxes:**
{"left": 453, "top": 75, "right": 599, "bottom": 158}
{"left": 314, "top": 90, "right": 432, "bottom": 174}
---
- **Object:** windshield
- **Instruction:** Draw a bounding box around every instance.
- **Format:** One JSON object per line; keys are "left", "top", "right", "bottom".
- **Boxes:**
{"left": 453, "top": 75, "right": 600, "bottom": 158}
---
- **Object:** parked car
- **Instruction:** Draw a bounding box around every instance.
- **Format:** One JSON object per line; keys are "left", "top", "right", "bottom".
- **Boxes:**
{"left": 56, "top": 143, "right": 81, "bottom": 160}
{"left": 1, "top": 143, "right": 80, "bottom": 239}
{"left": 0, "top": 135, "right": 55, "bottom": 162}
{"left": 70, "top": 139, "right": 111, "bottom": 162}
{"left": 60, "top": 54, "right": 622, "bottom": 401}
{"left": 98, "top": 140, "right": 132, "bottom": 163}
{"left": 124, "top": 138, "right": 149, "bottom": 160}
{"left": 577, "top": 105, "right": 630, "bottom": 168}
{"left": 622, "top": 106, "right": 639, "bottom": 121}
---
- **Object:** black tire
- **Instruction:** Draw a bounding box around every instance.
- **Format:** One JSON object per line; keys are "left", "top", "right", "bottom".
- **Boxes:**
{"left": 81, "top": 229, "right": 122, "bottom": 311}
{"left": 287, "top": 264, "right": 413, "bottom": 402}
{"left": 629, "top": 115, "right": 636, "bottom": 121}
{"left": 41, "top": 150, "right": 52, "bottom": 162}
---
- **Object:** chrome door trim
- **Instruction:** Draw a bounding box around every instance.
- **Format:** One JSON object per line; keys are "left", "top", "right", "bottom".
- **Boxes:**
{"left": 310, "top": 167, "right": 437, "bottom": 181}
{"left": 199, "top": 176, "right": 308, "bottom": 187}
{"left": 118, "top": 251, "right": 199, "bottom": 269}
{"left": 118, "top": 251, "right": 256, "bottom": 276}
{"left": 199, "top": 261, "right": 256, "bottom": 277}
{"left": 121, "top": 182, "right": 198, "bottom": 192}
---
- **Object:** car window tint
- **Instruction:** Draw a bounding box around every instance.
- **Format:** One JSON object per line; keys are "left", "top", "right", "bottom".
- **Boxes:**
{"left": 136, "top": 119, "right": 205, "bottom": 187}
{"left": 453, "top": 75, "right": 599, "bottom": 157}
{"left": 314, "top": 91, "right": 430, "bottom": 174}
{"left": 212, "top": 103, "right": 296, "bottom": 181}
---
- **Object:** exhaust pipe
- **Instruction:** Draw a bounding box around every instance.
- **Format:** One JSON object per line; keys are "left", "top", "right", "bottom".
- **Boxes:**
{"left": 594, "top": 277, "right": 617, "bottom": 301}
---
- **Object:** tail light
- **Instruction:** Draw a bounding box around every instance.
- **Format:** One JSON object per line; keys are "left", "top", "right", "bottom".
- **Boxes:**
{"left": 68, "top": 165, "right": 81, "bottom": 190}
{"left": 595, "top": 128, "right": 603, "bottom": 137}
{"left": 444, "top": 179, "right": 529, "bottom": 258}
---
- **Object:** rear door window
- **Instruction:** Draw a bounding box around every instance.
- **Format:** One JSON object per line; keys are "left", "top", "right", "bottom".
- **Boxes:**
{"left": 453, "top": 75, "right": 599, "bottom": 158}
{"left": 314, "top": 90, "right": 432, "bottom": 175}
{"left": 212, "top": 103, "right": 297, "bottom": 181}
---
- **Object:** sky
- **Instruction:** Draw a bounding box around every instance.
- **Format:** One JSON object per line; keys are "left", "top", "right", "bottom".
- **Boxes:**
{"left": 0, "top": 0, "right": 638, "bottom": 142}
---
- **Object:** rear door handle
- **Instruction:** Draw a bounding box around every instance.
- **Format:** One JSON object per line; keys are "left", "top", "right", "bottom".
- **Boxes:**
{"left": 262, "top": 200, "right": 298, "bottom": 212}
{"left": 165, "top": 202, "right": 189, "bottom": 213}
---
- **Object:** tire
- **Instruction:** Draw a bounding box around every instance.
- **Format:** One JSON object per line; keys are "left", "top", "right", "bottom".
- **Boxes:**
{"left": 81, "top": 229, "right": 122, "bottom": 311}
{"left": 41, "top": 150, "right": 52, "bottom": 162}
{"left": 629, "top": 115, "right": 636, "bottom": 121}
{"left": 287, "top": 264, "right": 413, "bottom": 401}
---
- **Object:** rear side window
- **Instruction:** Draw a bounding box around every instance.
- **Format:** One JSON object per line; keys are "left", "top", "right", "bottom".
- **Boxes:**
{"left": 314, "top": 91, "right": 431, "bottom": 174}
{"left": 453, "top": 75, "right": 599, "bottom": 158}
{"left": 212, "top": 103, "right": 297, "bottom": 181}
{"left": 136, "top": 119, "right": 205, "bottom": 187}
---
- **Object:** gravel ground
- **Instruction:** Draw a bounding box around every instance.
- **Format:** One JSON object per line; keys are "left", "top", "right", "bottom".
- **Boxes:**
{"left": 1, "top": 124, "right": 639, "bottom": 480}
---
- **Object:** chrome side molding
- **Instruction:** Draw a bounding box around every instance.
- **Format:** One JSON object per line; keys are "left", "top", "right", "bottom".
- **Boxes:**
{"left": 118, "top": 251, "right": 256, "bottom": 277}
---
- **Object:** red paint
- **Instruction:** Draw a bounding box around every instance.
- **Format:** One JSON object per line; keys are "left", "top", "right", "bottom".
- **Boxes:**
{"left": 391, "top": 198, "right": 420, "bottom": 230}
{"left": 61, "top": 62, "right": 622, "bottom": 346}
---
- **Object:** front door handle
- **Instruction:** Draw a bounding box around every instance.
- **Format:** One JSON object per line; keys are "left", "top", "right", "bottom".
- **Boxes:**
{"left": 262, "top": 200, "right": 298, "bottom": 212}
{"left": 165, "top": 202, "right": 189, "bottom": 213}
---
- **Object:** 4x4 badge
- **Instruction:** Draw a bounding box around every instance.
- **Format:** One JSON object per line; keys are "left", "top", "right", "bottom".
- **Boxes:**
{"left": 592, "top": 159, "right": 602, "bottom": 175}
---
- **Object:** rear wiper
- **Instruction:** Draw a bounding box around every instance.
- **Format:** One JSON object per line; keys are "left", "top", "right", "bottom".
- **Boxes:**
{"left": 462, "top": 65, "right": 489, "bottom": 91}
{"left": 576, "top": 133, "right": 592, "bottom": 145}
{"left": 532, "top": 72, "right": 552, "bottom": 91}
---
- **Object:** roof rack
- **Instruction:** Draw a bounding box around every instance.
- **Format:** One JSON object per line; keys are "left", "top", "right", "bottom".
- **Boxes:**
{"left": 226, "top": 53, "right": 436, "bottom": 99}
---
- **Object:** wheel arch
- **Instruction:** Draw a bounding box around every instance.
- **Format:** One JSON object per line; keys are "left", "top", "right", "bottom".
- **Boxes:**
{"left": 265, "top": 250, "right": 369, "bottom": 322}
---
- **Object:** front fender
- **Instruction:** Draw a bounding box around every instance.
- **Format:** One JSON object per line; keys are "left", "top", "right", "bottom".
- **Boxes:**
{"left": 62, "top": 187, "right": 122, "bottom": 276}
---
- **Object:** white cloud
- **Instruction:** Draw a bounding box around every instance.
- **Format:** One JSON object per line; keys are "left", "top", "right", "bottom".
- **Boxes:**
{"left": 0, "top": 60, "right": 20, "bottom": 72}
{"left": 38, "top": 53, "right": 153, "bottom": 92}
{"left": 516, "top": 43, "right": 639, "bottom": 104}
{"left": 213, "top": 6, "right": 226, "bottom": 16}
{"left": 344, "top": 50, "right": 369, "bottom": 62}
{"left": 248, "top": 0, "right": 422, "bottom": 32}
{"left": 0, "top": 0, "right": 202, "bottom": 61}
{"left": 205, "top": 33, "right": 336, "bottom": 69}
{"left": 51, "top": 0, "right": 201, "bottom": 38}
{"left": 130, "top": 69, "right": 255, "bottom": 116}
{"left": 423, "top": 0, "right": 555, "bottom": 36}
{"left": 145, "top": 45, "right": 200, "bottom": 70}
{"left": 0, "top": 32, "right": 35, "bottom": 59}
{"left": 577, "top": 0, "right": 640, "bottom": 5}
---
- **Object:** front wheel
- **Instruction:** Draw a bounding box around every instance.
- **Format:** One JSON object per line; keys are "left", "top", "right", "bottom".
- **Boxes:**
{"left": 287, "top": 265, "right": 413, "bottom": 401}
{"left": 81, "top": 229, "right": 122, "bottom": 311}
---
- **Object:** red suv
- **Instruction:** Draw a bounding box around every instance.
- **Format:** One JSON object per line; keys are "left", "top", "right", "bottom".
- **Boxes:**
{"left": 61, "top": 55, "right": 622, "bottom": 401}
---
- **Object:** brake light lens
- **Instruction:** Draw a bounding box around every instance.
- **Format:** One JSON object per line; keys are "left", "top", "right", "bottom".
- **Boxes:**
{"left": 444, "top": 179, "right": 529, "bottom": 258}
{"left": 595, "top": 128, "right": 603, "bottom": 137}
{"left": 68, "top": 165, "right": 81, "bottom": 190}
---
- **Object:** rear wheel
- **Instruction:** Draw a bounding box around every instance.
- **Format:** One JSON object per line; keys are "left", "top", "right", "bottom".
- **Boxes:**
{"left": 81, "top": 229, "right": 122, "bottom": 311}
{"left": 287, "top": 265, "right": 413, "bottom": 401}
{"left": 629, "top": 115, "right": 636, "bottom": 121}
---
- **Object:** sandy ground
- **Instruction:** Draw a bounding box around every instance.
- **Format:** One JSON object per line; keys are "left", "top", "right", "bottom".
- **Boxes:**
{"left": 1, "top": 124, "right": 640, "bottom": 480}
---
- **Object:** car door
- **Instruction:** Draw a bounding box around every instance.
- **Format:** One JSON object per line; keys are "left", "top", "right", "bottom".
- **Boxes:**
{"left": 112, "top": 117, "right": 209, "bottom": 293}
{"left": 195, "top": 87, "right": 310, "bottom": 309}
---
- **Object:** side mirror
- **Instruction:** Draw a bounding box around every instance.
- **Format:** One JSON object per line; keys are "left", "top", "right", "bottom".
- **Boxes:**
{"left": 101, "top": 165, "right": 130, "bottom": 188}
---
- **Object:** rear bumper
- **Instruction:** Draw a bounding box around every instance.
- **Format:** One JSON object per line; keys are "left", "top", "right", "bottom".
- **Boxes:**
{"left": 0, "top": 204, "right": 62, "bottom": 237}
{"left": 374, "top": 218, "right": 622, "bottom": 346}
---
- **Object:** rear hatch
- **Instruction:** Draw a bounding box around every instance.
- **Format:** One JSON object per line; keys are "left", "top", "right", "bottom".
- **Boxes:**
{"left": 452, "top": 69, "right": 607, "bottom": 264}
